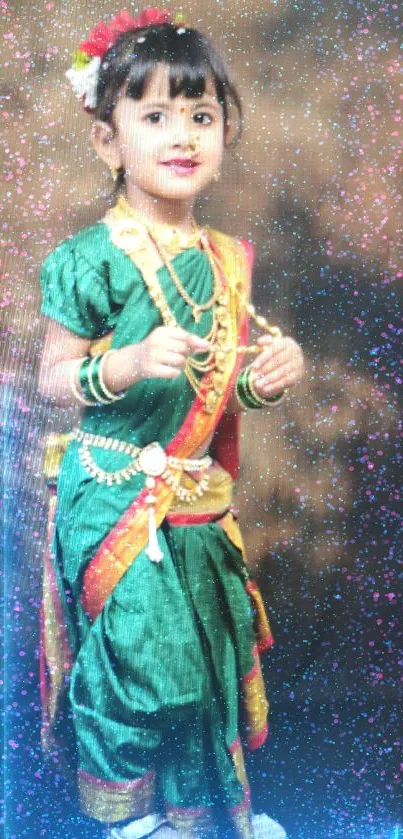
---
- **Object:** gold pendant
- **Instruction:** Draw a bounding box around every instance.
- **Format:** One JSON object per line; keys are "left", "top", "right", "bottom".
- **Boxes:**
{"left": 215, "top": 351, "right": 227, "bottom": 372}
{"left": 205, "top": 391, "right": 218, "bottom": 414}
{"left": 212, "top": 373, "right": 225, "bottom": 395}
{"left": 216, "top": 306, "right": 228, "bottom": 324}
{"left": 194, "top": 308, "right": 202, "bottom": 323}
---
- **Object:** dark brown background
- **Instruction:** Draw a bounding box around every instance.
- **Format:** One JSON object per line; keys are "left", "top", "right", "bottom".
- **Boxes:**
{"left": 1, "top": 2, "right": 401, "bottom": 837}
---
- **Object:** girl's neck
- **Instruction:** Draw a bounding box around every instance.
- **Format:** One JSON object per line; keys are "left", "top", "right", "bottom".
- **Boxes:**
{"left": 124, "top": 184, "right": 195, "bottom": 233}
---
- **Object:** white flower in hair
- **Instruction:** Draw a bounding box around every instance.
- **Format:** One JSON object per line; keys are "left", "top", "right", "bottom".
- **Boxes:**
{"left": 66, "top": 56, "right": 101, "bottom": 111}
{"left": 66, "top": 10, "right": 176, "bottom": 113}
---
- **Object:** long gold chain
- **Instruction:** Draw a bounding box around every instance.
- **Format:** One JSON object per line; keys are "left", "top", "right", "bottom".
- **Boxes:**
{"left": 115, "top": 195, "right": 220, "bottom": 324}
{"left": 104, "top": 199, "right": 282, "bottom": 404}
{"left": 147, "top": 228, "right": 219, "bottom": 323}
{"left": 137, "top": 239, "right": 224, "bottom": 392}
{"left": 106, "top": 213, "right": 229, "bottom": 395}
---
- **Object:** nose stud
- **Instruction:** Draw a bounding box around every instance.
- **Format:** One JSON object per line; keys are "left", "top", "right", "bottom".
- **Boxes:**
{"left": 188, "top": 132, "right": 201, "bottom": 154}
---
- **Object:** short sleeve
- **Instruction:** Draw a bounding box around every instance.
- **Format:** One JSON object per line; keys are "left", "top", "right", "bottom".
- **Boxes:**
{"left": 40, "top": 239, "right": 112, "bottom": 339}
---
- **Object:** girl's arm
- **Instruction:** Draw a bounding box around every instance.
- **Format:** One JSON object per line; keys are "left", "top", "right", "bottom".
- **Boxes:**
{"left": 39, "top": 320, "right": 209, "bottom": 405}
{"left": 38, "top": 320, "right": 140, "bottom": 404}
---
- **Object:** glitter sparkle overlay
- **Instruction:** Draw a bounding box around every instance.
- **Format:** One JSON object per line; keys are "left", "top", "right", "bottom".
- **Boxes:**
{"left": 1, "top": 2, "right": 401, "bottom": 837}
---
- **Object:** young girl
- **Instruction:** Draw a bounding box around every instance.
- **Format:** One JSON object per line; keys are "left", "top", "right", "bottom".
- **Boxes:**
{"left": 39, "top": 9, "right": 304, "bottom": 839}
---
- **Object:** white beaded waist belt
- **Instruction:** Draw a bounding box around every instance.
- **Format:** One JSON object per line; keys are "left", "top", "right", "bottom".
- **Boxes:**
{"left": 72, "top": 428, "right": 214, "bottom": 563}
{"left": 72, "top": 428, "right": 212, "bottom": 490}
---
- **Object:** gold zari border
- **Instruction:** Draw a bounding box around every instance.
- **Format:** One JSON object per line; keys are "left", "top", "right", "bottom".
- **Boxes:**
{"left": 243, "top": 657, "right": 269, "bottom": 748}
{"left": 231, "top": 807, "right": 255, "bottom": 839}
{"left": 78, "top": 769, "right": 155, "bottom": 823}
{"left": 166, "top": 809, "right": 216, "bottom": 837}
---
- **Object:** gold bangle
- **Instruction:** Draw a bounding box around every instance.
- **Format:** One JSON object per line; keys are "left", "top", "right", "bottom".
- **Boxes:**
{"left": 247, "top": 367, "right": 287, "bottom": 406}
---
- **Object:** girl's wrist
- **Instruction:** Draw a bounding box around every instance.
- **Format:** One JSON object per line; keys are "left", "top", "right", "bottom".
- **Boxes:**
{"left": 236, "top": 365, "right": 286, "bottom": 410}
{"left": 248, "top": 368, "right": 285, "bottom": 404}
{"left": 102, "top": 344, "right": 143, "bottom": 393}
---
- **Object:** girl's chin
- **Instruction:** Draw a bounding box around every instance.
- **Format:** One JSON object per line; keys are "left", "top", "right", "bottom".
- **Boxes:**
{"left": 132, "top": 185, "right": 207, "bottom": 204}
{"left": 126, "top": 173, "right": 212, "bottom": 201}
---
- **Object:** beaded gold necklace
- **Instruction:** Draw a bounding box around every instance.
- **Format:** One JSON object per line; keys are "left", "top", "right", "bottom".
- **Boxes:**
{"left": 104, "top": 198, "right": 284, "bottom": 409}
{"left": 147, "top": 227, "right": 219, "bottom": 323}
{"left": 115, "top": 195, "right": 203, "bottom": 256}
{"left": 104, "top": 198, "right": 232, "bottom": 402}
{"left": 115, "top": 195, "right": 218, "bottom": 323}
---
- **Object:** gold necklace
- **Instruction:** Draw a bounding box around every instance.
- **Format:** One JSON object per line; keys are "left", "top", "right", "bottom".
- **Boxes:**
{"left": 147, "top": 227, "right": 219, "bottom": 323}
{"left": 104, "top": 200, "right": 234, "bottom": 407}
{"left": 135, "top": 240, "right": 225, "bottom": 392}
{"left": 116, "top": 195, "right": 202, "bottom": 256}
{"left": 116, "top": 196, "right": 219, "bottom": 323}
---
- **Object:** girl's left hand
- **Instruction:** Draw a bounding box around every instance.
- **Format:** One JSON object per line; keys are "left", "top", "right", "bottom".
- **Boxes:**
{"left": 249, "top": 335, "right": 305, "bottom": 400}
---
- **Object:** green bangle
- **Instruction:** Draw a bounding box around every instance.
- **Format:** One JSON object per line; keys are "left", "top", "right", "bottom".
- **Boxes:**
{"left": 236, "top": 366, "right": 287, "bottom": 410}
{"left": 71, "top": 357, "right": 98, "bottom": 406}
{"left": 78, "top": 356, "right": 98, "bottom": 404}
{"left": 236, "top": 368, "right": 262, "bottom": 409}
{"left": 87, "top": 354, "right": 113, "bottom": 404}
{"left": 78, "top": 352, "right": 126, "bottom": 406}
{"left": 247, "top": 368, "right": 286, "bottom": 406}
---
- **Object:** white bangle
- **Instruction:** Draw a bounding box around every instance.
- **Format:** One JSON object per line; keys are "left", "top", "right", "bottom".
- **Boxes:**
{"left": 87, "top": 354, "right": 113, "bottom": 404}
{"left": 98, "top": 349, "right": 126, "bottom": 401}
{"left": 70, "top": 357, "right": 98, "bottom": 407}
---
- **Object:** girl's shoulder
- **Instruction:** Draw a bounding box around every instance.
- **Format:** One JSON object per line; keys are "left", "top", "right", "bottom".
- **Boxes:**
{"left": 42, "top": 220, "right": 113, "bottom": 273}
{"left": 207, "top": 226, "right": 253, "bottom": 252}
{"left": 40, "top": 221, "right": 124, "bottom": 338}
{"left": 206, "top": 227, "right": 254, "bottom": 272}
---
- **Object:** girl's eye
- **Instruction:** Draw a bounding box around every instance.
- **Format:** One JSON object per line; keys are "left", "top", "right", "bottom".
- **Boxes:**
{"left": 193, "top": 112, "right": 213, "bottom": 125}
{"left": 146, "top": 112, "right": 165, "bottom": 124}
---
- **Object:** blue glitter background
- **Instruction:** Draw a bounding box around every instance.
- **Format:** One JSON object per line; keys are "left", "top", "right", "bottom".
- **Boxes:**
{"left": 1, "top": 1, "right": 401, "bottom": 837}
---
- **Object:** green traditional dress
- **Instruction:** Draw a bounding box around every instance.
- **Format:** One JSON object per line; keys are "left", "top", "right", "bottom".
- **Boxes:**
{"left": 40, "top": 211, "right": 272, "bottom": 839}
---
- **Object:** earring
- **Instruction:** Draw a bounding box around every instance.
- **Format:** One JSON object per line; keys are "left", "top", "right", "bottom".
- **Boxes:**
{"left": 110, "top": 166, "right": 119, "bottom": 181}
{"left": 212, "top": 171, "right": 221, "bottom": 182}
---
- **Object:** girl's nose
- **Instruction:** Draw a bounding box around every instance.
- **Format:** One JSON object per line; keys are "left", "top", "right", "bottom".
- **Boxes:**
{"left": 172, "top": 130, "right": 201, "bottom": 154}
{"left": 171, "top": 114, "right": 199, "bottom": 151}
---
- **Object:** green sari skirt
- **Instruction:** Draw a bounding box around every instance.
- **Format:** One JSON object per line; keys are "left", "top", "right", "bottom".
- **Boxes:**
{"left": 70, "top": 516, "right": 259, "bottom": 834}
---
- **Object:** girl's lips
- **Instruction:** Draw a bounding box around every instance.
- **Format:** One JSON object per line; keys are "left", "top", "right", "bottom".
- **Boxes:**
{"left": 161, "top": 159, "right": 200, "bottom": 176}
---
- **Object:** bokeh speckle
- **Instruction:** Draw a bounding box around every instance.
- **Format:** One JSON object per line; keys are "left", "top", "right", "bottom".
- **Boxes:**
{"left": 1, "top": 2, "right": 401, "bottom": 837}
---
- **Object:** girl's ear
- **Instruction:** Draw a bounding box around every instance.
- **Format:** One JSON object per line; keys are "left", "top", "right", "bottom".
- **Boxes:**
{"left": 91, "top": 121, "right": 122, "bottom": 170}
{"left": 224, "top": 122, "right": 232, "bottom": 147}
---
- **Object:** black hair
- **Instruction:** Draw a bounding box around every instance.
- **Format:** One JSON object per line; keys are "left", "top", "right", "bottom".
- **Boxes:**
{"left": 95, "top": 22, "right": 242, "bottom": 191}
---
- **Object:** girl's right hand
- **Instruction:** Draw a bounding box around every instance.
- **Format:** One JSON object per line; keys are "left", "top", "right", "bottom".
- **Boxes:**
{"left": 38, "top": 321, "right": 209, "bottom": 405}
{"left": 132, "top": 325, "right": 210, "bottom": 381}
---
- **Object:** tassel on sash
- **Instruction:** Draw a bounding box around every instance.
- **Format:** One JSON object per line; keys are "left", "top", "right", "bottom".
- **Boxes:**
{"left": 145, "top": 499, "right": 164, "bottom": 562}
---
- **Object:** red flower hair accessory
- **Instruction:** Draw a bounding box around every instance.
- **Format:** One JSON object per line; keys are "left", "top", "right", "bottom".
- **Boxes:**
{"left": 79, "top": 9, "right": 172, "bottom": 58}
{"left": 66, "top": 7, "right": 173, "bottom": 112}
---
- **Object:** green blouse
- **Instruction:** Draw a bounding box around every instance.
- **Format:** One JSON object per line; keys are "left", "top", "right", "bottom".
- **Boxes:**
{"left": 40, "top": 220, "right": 216, "bottom": 445}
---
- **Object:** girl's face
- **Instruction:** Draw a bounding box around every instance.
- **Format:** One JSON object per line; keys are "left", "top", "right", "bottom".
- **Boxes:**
{"left": 108, "top": 63, "right": 227, "bottom": 205}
